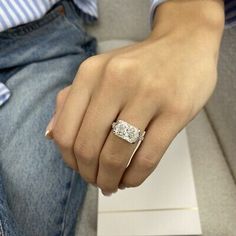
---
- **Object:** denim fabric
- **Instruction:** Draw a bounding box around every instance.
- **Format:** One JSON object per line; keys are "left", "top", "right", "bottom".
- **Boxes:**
{"left": 0, "top": 0, "right": 97, "bottom": 235}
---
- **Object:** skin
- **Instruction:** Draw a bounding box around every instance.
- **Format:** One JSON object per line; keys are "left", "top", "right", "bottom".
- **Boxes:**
{"left": 45, "top": 0, "right": 224, "bottom": 196}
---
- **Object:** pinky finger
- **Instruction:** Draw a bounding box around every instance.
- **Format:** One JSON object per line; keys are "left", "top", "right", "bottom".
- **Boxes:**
{"left": 119, "top": 114, "right": 183, "bottom": 188}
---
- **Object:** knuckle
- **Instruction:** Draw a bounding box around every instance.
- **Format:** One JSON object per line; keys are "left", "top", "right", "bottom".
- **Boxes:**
{"left": 105, "top": 57, "right": 136, "bottom": 83}
{"left": 78, "top": 56, "right": 100, "bottom": 75}
{"left": 52, "top": 130, "right": 73, "bottom": 150}
{"left": 73, "top": 141, "right": 94, "bottom": 165}
{"left": 79, "top": 58, "right": 93, "bottom": 72}
{"left": 137, "top": 155, "right": 157, "bottom": 171}
{"left": 56, "top": 89, "right": 66, "bottom": 107}
{"left": 101, "top": 152, "right": 125, "bottom": 170}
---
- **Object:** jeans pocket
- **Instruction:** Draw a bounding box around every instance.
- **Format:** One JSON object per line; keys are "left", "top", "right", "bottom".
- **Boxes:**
{"left": 60, "top": 0, "right": 87, "bottom": 35}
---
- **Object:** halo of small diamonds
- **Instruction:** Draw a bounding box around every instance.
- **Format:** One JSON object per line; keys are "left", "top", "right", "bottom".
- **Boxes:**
{"left": 112, "top": 120, "right": 145, "bottom": 144}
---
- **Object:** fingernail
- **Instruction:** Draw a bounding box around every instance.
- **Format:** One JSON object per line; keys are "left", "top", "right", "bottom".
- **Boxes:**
{"left": 45, "top": 115, "right": 55, "bottom": 139}
{"left": 45, "top": 129, "right": 53, "bottom": 139}
{"left": 102, "top": 191, "right": 112, "bottom": 196}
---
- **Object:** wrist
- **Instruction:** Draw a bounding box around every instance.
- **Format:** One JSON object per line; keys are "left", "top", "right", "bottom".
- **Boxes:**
{"left": 149, "top": 0, "right": 224, "bottom": 47}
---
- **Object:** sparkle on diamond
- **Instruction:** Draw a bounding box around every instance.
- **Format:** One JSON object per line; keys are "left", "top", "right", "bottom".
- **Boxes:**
{"left": 112, "top": 120, "right": 140, "bottom": 143}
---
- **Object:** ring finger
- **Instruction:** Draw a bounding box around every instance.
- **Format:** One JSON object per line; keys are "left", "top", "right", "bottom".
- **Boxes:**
{"left": 96, "top": 99, "right": 156, "bottom": 194}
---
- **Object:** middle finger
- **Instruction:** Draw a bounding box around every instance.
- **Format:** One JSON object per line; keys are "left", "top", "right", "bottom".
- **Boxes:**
{"left": 73, "top": 85, "right": 122, "bottom": 184}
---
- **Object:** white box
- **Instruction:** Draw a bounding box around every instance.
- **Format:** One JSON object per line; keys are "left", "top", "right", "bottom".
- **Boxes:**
{"left": 97, "top": 130, "right": 202, "bottom": 236}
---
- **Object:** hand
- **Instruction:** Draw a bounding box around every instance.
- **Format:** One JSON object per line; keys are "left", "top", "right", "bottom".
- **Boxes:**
{"left": 45, "top": 0, "right": 224, "bottom": 195}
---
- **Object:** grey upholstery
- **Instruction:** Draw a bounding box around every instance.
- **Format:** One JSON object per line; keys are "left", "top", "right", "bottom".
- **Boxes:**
{"left": 86, "top": 0, "right": 151, "bottom": 41}
{"left": 75, "top": 1, "right": 236, "bottom": 235}
{"left": 206, "top": 27, "right": 236, "bottom": 179}
{"left": 187, "top": 111, "right": 236, "bottom": 236}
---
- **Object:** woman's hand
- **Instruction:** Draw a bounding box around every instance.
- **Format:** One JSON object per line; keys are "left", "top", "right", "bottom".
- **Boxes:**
{"left": 45, "top": 0, "right": 224, "bottom": 195}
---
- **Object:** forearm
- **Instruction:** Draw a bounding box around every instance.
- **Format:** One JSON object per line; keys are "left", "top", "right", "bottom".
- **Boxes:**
{"left": 149, "top": 0, "right": 225, "bottom": 49}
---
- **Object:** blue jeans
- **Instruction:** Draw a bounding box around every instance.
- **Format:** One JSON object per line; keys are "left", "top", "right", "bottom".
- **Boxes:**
{"left": 0, "top": 1, "right": 97, "bottom": 235}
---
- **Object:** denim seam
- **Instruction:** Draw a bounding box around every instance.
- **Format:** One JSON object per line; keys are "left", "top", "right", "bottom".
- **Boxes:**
{"left": 63, "top": 0, "right": 85, "bottom": 32}
{"left": 0, "top": 220, "right": 5, "bottom": 236}
{"left": 58, "top": 0, "right": 87, "bottom": 40}
{"left": 1, "top": 11, "right": 60, "bottom": 37}
{"left": 60, "top": 171, "right": 76, "bottom": 236}
{"left": 62, "top": 16, "right": 85, "bottom": 38}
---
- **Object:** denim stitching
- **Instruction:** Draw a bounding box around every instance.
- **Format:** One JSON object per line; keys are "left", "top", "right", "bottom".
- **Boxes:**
{"left": 1, "top": 10, "right": 60, "bottom": 37}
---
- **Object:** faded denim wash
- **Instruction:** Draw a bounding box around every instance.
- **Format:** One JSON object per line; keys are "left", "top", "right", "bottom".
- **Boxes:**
{"left": 0, "top": 0, "right": 97, "bottom": 235}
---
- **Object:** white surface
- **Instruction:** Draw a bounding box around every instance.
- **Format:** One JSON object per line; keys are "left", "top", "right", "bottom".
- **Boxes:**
{"left": 97, "top": 129, "right": 202, "bottom": 236}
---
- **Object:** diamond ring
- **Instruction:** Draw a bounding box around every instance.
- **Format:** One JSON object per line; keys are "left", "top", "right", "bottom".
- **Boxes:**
{"left": 112, "top": 120, "right": 146, "bottom": 144}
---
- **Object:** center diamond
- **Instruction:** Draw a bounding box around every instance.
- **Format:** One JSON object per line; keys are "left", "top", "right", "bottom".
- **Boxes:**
{"left": 112, "top": 120, "right": 141, "bottom": 144}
